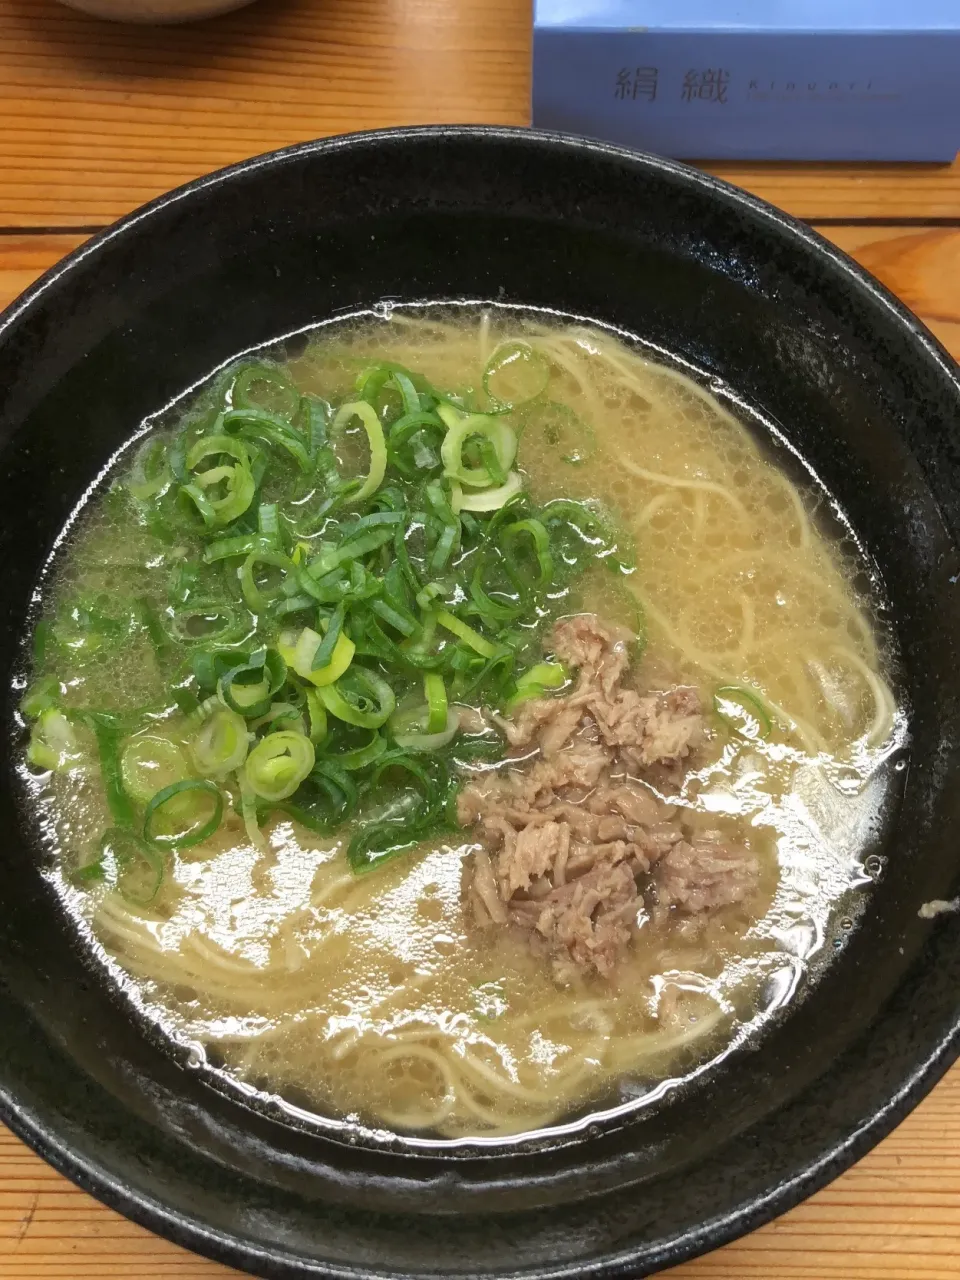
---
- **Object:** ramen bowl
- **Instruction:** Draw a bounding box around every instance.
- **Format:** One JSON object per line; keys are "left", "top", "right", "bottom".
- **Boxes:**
{"left": 57, "top": 0, "right": 256, "bottom": 22}
{"left": 2, "top": 126, "right": 960, "bottom": 1278}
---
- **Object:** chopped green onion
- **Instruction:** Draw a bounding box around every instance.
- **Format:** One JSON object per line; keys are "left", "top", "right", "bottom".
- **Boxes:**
{"left": 182, "top": 434, "right": 255, "bottom": 527}
{"left": 502, "top": 517, "right": 554, "bottom": 590}
{"left": 371, "top": 599, "right": 419, "bottom": 637}
{"left": 415, "top": 582, "right": 446, "bottom": 611}
{"left": 80, "top": 712, "right": 136, "bottom": 828}
{"left": 714, "top": 686, "right": 772, "bottom": 739}
{"left": 136, "top": 597, "right": 172, "bottom": 660}
{"left": 330, "top": 401, "right": 387, "bottom": 504}
{"left": 541, "top": 498, "right": 635, "bottom": 576}
{"left": 275, "top": 594, "right": 316, "bottom": 617}
{"left": 231, "top": 361, "right": 300, "bottom": 420}
{"left": 451, "top": 471, "right": 523, "bottom": 513}
{"left": 191, "top": 706, "right": 249, "bottom": 776}
{"left": 26, "top": 707, "right": 79, "bottom": 771}
{"left": 168, "top": 602, "right": 252, "bottom": 646}
{"left": 318, "top": 667, "right": 396, "bottom": 729}
{"left": 240, "top": 548, "right": 294, "bottom": 613}
{"left": 438, "top": 406, "right": 517, "bottom": 489}
{"left": 278, "top": 625, "right": 355, "bottom": 687}
{"left": 250, "top": 701, "right": 306, "bottom": 736}
{"left": 267, "top": 762, "right": 358, "bottom": 834}
{"left": 203, "top": 534, "right": 261, "bottom": 563}
{"left": 435, "top": 609, "right": 497, "bottom": 658}
{"left": 257, "top": 501, "right": 281, "bottom": 545}
{"left": 120, "top": 734, "right": 191, "bottom": 805}
{"left": 347, "top": 751, "right": 449, "bottom": 874}
{"left": 21, "top": 677, "right": 62, "bottom": 721}
{"left": 469, "top": 548, "right": 523, "bottom": 625}
{"left": 305, "top": 689, "right": 329, "bottom": 743}
{"left": 482, "top": 340, "right": 550, "bottom": 409}
{"left": 391, "top": 707, "right": 459, "bottom": 753}
{"left": 34, "top": 350, "right": 642, "bottom": 894}
{"left": 243, "top": 730, "right": 316, "bottom": 802}
{"left": 143, "top": 778, "right": 224, "bottom": 848}
{"left": 387, "top": 369, "right": 422, "bottom": 418}
{"left": 128, "top": 436, "right": 171, "bottom": 501}
{"left": 339, "top": 511, "right": 405, "bottom": 535}
{"left": 423, "top": 672, "right": 448, "bottom": 733}
{"left": 338, "top": 729, "right": 389, "bottom": 771}
{"left": 312, "top": 602, "right": 346, "bottom": 670}
{"left": 100, "top": 827, "right": 166, "bottom": 906}
{"left": 218, "top": 648, "right": 286, "bottom": 718}
{"left": 221, "top": 407, "right": 313, "bottom": 473}
{"left": 450, "top": 644, "right": 516, "bottom": 701}
{"left": 302, "top": 527, "right": 396, "bottom": 583}
{"left": 505, "top": 662, "right": 568, "bottom": 710}
{"left": 238, "top": 768, "right": 265, "bottom": 850}
{"left": 523, "top": 661, "right": 567, "bottom": 689}
{"left": 388, "top": 410, "right": 446, "bottom": 476}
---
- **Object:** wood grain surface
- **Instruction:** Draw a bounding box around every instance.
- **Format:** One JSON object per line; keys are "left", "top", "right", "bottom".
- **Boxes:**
{"left": 1, "top": 0, "right": 959, "bottom": 1275}
{"left": 0, "top": 0, "right": 958, "bottom": 226}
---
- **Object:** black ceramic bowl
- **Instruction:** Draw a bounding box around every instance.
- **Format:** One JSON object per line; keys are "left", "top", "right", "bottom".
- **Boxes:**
{"left": 3, "top": 126, "right": 960, "bottom": 1280}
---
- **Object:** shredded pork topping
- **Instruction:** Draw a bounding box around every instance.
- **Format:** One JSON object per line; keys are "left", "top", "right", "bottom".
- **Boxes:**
{"left": 460, "top": 614, "right": 760, "bottom": 981}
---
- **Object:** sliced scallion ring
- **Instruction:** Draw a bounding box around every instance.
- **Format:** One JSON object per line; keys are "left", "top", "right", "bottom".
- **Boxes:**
{"left": 505, "top": 661, "right": 568, "bottom": 710}
{"left": 218, "top": 649, "right": 286, "bottom": 718}
{"left": 128, "top": 435, "right": 171, "bottom": 501}
{"left": 714, "top": 686, "right": 772, "bottom": 740}
{"left": 330, "top": 401, "right": 387, "bottom": 504}
{"left": 143, "top": 778, "right": 224, "bottom": 848}
{"left": 278, "top": 625, "right": 356, "bottom": 687}
{"left": 100, "top": 827, "right": 166, "bottom": 907}
{"left": 451, "top": 471, "right": 523, "bottom": 513}
{"left": 392, "top": 707, "right": 459, "bottom": 753}
{"left": 502, "top": 517, "right": 554, "bottom": 590}
{"left": 238, "top": 768, "right": 266, "bottom": 850}
{"left": 318, "top": 667, "right": 396, "bottom": 729}
{"left": 243, "top": 730, "right": 316, "bottom": 802}
{"left": 222, "top": 407, "right": 313, "bottom": 473}
{"left": 423, "top": 671, "right": 448, "bottom": 733}
{"left": 190, "top": 706, "right": 250, "bottom": 777}
{"left": 435, "top": 609, "right": 497, "bottom": 659}
{"left": 482, "top": 340, "right": 550, "bottom": 409}
{"left": 181, "top": 434, "right": 255, "bottom": 527}
{"left": 231, "top": 361, "right": 300, "bottom": 420}
{"left": 267, "top": 762, "right": 358, "bottom": 834}
{"left": 338, "top": 729, "right": 389, "bottom": 771}
{"left": 438, "top": 405, "right": 517, "bottom": 489}
{"left": 121, "top": 734, "right": 192, "bottom": 806}
{"left": 240, "top": 548, "right": 295, "bottom": 613}
{"left": 305, "top": 689, "right": 329, "bottom": 744}
{"left": 250, "top": 701, "right": 306, "bottom": 736}
{"left": 26, "top": 707, "right": 79, "bottom": 771}
{"left": 167, "top": 601, "right": 252, "bottom": 647}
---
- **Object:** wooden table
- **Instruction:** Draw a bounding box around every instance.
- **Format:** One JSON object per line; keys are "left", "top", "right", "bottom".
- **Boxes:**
{"left": 1, "top": 0, "right": 960, "bottom": 1275}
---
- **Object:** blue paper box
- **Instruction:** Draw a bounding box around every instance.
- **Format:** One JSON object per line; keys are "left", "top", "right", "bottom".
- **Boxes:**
{"left": 532, "top": 0, "right": 960, "bottom": 160}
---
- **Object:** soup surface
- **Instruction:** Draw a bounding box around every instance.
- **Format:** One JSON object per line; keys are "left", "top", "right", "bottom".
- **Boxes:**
{"left": 19, "top": 308, "right": 904, "bottom": 1140}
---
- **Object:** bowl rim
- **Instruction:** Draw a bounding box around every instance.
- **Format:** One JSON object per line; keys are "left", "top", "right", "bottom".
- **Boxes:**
{"left": 2, "top": 122, "right": 960, "bottom": 1280}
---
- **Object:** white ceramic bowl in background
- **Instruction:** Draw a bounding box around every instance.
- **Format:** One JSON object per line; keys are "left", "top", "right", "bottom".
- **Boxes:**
{"left": 57, "top": 0, "right": 256, "bottom": 21}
